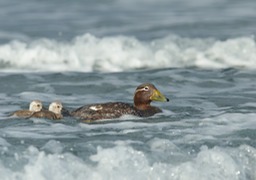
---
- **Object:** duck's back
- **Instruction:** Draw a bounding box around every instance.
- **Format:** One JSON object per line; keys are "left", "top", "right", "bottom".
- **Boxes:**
{"left": 29, "top": 110, "right": 59, "bottom": 120}
{"left": 71, "top": 102, "right": 139, "bottom": 121}
{"left": 10, "top": 110, "right": 34, "bottom": 118}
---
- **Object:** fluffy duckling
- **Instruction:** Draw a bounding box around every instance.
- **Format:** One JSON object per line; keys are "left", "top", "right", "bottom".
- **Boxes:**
{"left": 29, "top": 101, "right": 63, "bottom": 120}
{"left": 10, "top": 100, "right": 43, "bottom": 118}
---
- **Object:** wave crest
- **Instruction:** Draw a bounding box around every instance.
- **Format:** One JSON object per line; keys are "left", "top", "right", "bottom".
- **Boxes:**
{"left": 0, "top": 34, "right": 255, "bottom": 72}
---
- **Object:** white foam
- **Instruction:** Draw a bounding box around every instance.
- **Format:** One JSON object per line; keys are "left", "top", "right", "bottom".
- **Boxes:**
{"left": 0, "top": 34, "right": 255, "bottom": 72}
{"left": 169, "top": 146, "right": 242, "bottom": 180}
{"left": 148, "top": 137, "right": 180, "bottom": 152}
{"left": 0, "top": 137, "right": 10, "bottom": 147}
{"left": 0, "top": 144, "right": 255, "bottom": 180}
{"left": 41, "top": 140, "right": 64, "bottom": 154}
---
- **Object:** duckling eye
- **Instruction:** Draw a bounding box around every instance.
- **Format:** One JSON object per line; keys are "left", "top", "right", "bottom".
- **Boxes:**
{"left": 37, "top": 104, "right": 40, "bottom": 107}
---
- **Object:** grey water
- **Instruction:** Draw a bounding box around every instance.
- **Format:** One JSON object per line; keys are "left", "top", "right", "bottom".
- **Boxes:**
{"left": 0, "top": 0, "right": 256, "bottom": 179}
{"left": 0, "top": 68, "right": 256, "bottom": 179}
{"left": 1, "top": 0, "right": 256, "bottom": 42}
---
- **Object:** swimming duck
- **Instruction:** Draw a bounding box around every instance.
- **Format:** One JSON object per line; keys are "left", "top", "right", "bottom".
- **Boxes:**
{"left": 10, "top": 100, "right": 43, "bottom": 118}
{"left": 29, "top": 101, "right": 63, "bottom": 120}
{"left": 71, "top": 83, "right": 169, "bottom": 121}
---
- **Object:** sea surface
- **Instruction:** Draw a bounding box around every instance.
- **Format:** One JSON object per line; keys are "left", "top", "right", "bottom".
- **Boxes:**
{"left": 0, "top": 0, "right": 256, "bottom": 180}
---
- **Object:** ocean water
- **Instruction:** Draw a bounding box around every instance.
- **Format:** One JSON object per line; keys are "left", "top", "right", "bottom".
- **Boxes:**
{"left": 0, "top": 0, "right": 256, "bottom": 180}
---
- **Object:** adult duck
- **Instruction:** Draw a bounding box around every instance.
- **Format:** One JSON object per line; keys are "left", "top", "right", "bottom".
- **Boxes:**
{"left": 71, "top": 83, "right": 169, "bottom": 121}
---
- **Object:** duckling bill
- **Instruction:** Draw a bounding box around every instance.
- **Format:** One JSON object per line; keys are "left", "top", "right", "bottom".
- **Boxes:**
{"left": 71, "top": 83, "right": 169, "bottom": 121}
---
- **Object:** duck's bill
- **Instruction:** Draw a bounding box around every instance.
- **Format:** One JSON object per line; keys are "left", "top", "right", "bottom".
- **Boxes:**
{"left": 150, "top": 89, "right": 169, "bottom": 102}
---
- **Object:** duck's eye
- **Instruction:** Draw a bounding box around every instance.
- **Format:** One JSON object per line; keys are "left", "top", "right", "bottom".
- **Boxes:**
{"left": 143, "top": 86, "right": 149, "bottom": 91}
{"left": 37, "top": 104, "right": 40, "bottom": 107}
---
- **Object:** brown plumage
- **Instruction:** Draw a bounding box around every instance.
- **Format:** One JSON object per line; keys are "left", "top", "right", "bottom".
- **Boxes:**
{"left": 29, "top": 101, "right": 63, "bottom": 120}
{"left": 71, "top": 83, "right": 169, "bottom": 122}
{"left": 10, "top": 100, "right": 43, "bottom": 118}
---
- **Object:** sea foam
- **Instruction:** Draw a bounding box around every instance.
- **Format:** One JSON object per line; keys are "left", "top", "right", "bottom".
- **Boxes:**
{"left": 0, "top": 143, "right": 255, "bottom": 180}
{"left": 0, "top": 34, "right": 255, "bottom": 72}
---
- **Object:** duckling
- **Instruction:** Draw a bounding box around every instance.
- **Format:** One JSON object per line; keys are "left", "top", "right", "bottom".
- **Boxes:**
{"left": 29, "top": 101, "right": 63, "bottom": 120}
{"left": 10, "top": 100, "right": 43, "bottom": 118}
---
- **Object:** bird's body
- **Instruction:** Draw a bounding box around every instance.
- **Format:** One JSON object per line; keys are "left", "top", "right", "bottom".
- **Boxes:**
{"left": 71, "top": 83, "right": 168, "bottom": 122}
{"left": 10, "top": 100, "right": 43, "bottom": 118}
{"left": 29, "top": 110, "right": 60, "bottom": 120}
{"left": 29, "top": 101, "right": 63, "bottom": 120}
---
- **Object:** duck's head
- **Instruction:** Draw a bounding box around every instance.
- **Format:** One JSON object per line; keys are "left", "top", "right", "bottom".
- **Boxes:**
{"left": 29, "top": 100, "right": 43, "bottom": 112}
{"left": 133, "top": 83, "right": 169, "bottom": 110}
{"left": 49, "top": 101, "right": 63, "bottom": 114}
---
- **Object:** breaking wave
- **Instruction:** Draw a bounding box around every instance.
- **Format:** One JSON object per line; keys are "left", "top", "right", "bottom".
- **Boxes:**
{"left": 0, "top": 34, "right": 255, "bottom": 72}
